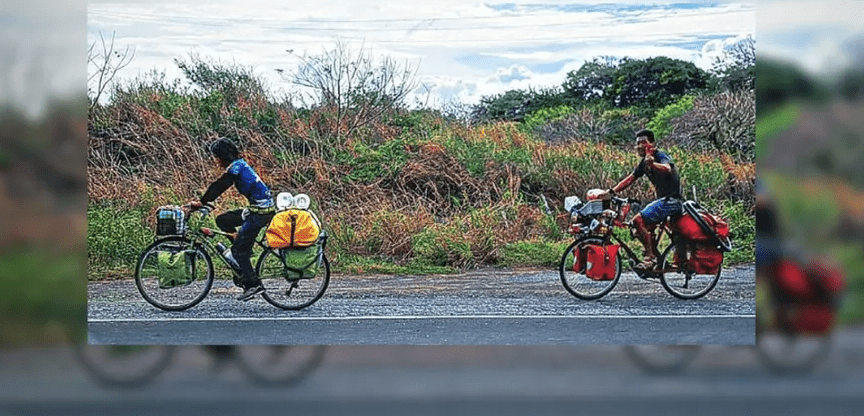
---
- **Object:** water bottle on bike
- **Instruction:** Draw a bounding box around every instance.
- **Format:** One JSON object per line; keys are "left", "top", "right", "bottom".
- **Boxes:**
{"left": 215, "top": 242, "right": 241, "bottom": 272}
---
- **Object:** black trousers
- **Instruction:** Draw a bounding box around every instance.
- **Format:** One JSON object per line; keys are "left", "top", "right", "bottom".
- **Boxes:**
{"left": 215, "top": 209, "right": 274, "bottom": 288}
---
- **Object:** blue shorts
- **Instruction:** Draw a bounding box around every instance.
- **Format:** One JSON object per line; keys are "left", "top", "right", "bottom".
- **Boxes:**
{"left": 639, "top": 197, "right": 683, "bottom": 224}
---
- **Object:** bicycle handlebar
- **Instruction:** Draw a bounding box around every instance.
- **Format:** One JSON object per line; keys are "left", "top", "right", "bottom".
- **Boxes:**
{"left": 182, "top": 203, "right": 212, "bottom": 216}
{"left": 611, "top": 196, "right": 640, "bottom": 206}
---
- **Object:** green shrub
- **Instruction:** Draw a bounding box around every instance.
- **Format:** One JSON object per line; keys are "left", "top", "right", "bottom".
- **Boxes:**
{"left": 337, "top": 138, "right": 412, "bottom": 183}
{"left": 755, "top": 103, "right": 799, "bottom": 162}
{"left": 524, "top": 105, "right": 574, "bottom": 131}
{"left": 412, "top": 223, "right": 473, "bottom": 268}
{"left": 647, "top": 95, "right": 694, "bottom": 141}
{"left": 87, "top": 203, "right": 155, "bottom": 277}
{"left": 666, "top": 147, "right": 728, "bottom": 199}
{"left": 155, "top": 91, "right": 190, "bottom": 120}
{"left": 498, "top": 239, "right": 571, "bottom": 268}
{"left": 0, "top": 250, "right": 85, "bottom": 345}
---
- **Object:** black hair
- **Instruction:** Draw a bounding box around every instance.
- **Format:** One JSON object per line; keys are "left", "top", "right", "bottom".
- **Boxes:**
{"left": 635, "top": 129, "right": 655, "bottom": 143}
{"left": 208, "top": 137, "right": 240, "bottom": 167}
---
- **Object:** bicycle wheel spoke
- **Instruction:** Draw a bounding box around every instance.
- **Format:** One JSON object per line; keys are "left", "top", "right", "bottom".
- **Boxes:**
{"left": 559, "top": 237, "right": 621, "bottom": 300}
{"left": 624, "top": 345, "right": 699, "bottom": 374}
{"left": 73, "top": 345, "right": 174, "bottom": 389}
{"left": 135, "top": 237, "right": 214, "bottom": 311}
{"left": 258, "top": 249, "right": 330, "bottom": 310}
{"left": 757, "top": 330, "right": 832, "bottom": 374}
{"left": 659, "top": 242, "right": 720, "bottom": 299}
{"left": 234, "top": 345, "right": 327, "bottom": 385}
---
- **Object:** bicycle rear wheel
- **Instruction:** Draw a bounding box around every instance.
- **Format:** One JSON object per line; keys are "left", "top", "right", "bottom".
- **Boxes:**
{"left": 756, "top": 329, "right": 833, "bottom": 375}
{"left": 559, "top": 237, "right": 622, "bottom": 300}
{"left": 135, "top": 236, "right": 214, "bottom": 311}
{"left": 234, "top": 345, "right": 328, "bottom": 386}
{"left": 658, "top": 242, "right": 721, "bottom": 299}
{"left": 258, "top": 248, "right": 330, "bottom": 310}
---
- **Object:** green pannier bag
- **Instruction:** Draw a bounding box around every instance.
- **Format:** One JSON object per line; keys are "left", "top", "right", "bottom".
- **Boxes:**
{"left": 282, "top": 243, "right": 321, "bottom": 280}
{"left": 157, "top": 250, "right": 196, "bottom": 288}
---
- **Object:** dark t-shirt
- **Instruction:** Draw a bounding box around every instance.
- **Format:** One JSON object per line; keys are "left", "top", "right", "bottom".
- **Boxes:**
{"left": 633, "top": 150, "right": 681, "bottom": 199}
{"left": 755, "top": 205, "right": 780, "bottom": 237}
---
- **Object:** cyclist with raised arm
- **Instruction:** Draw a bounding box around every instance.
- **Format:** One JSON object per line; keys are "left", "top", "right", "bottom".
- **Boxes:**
{"left": 187, "top": 138, "right": 275, "bottom": 301}
{"left": 602, "top": 129, "right": 682, "bottom": 270}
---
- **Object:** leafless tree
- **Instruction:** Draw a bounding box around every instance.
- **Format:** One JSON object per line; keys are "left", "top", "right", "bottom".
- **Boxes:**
{"left": 712, "top": 35, "right": 755, "bottom": 72}
{"left": 279, "top": 38, "right": 419, "bottom": 144}
{"left": 711, "top": 35, "right": 755, "bottom": 91}
{"left": 88, "top": 31, "right": 135, "bottom": 110}
{"left": 665, "top": 89, "right": 756, "bottom": 162}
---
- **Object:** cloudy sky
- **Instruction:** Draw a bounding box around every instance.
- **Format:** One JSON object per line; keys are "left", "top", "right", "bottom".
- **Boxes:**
{"left": 87, "top": 0, "right": 754, "bottom": 108}
{"left": 9, "top": 1, "right": 864, "bottom": 121}
{"left": 1, "top": 1, "right": 84, "bottom": 119}
{"left": 758, "top": 0, "right": 864, "bottom": 77}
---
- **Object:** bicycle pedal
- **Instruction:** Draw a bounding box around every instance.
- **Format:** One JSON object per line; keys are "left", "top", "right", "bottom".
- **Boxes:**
{"left": 636, "top": 271, "right": 662, "bottom": 281}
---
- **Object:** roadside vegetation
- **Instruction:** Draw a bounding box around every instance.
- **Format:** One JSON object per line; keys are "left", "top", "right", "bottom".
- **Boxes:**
{"left": 756, "top": 54, "right": 864, "bottom": 325}
{"left": 87, "top": 36, "right": 757, "bottom": 280}
{"left": 0, "top": 100, "right": 87, "bottom": 346}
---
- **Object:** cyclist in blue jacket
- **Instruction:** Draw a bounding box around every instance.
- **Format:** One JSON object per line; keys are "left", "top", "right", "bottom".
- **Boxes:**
{"left": 188, "top": 138, "right": 275, "bottom": 301}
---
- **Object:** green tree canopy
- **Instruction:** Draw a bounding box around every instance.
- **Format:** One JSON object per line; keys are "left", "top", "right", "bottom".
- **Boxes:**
{"left": 471, "top": 87, "right": 568, "bottom": 123}
{"left": 607, "top": 56, "right": 710, "bottom": 109}
{"left": 562, "top": 56, "right": 620, "bottom": 104}
{"left": 755, "top": 57, "right": 828, "bottom": 116}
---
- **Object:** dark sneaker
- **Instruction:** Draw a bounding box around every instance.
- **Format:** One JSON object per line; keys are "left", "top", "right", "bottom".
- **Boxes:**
{"left": 237, "top": 284, "right": 265, "bottom": 301}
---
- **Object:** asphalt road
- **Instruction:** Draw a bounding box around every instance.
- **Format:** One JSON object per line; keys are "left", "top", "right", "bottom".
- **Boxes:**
{"left": 88, "top": 315, "right": 754, "bottom": 344}
{"left": 2, "top": 326, "right": 864, "bottom": 416}
{"left": 88, "top": 264, "right": 755, "bottom": 345}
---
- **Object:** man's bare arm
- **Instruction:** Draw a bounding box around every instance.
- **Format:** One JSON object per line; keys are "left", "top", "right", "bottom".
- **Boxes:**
{"left": 611, "top": 174, "right": 636, "bottom": 194}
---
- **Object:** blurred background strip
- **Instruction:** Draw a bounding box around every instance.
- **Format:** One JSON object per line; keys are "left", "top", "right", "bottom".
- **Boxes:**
{"left": 3, "top": 0, "right": 864, "bottom": 415}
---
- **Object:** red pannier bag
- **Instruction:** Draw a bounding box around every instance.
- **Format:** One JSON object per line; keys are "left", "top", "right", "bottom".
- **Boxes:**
{"left": 772, "top": 258, "right": 845, "bottom": 335}
{"left": 804, "top": 259, "right": 846, "bottom": 302}
{"left": 584, "top": 244, "right": 620, "bottom": 281}
{"left": 572, "top": 246, "right": 586, "bottom": 273}
{"left": 772, "top": 259, "right": 813, "bottom": 300}
{"left": 688, "top": 242, "right": 723, "bottom": 274}
{"left": 674, "top": 211, "right": 729, "bottom": 242}
{"left": 778, "top": 304, "right": 836, "bottom": 335}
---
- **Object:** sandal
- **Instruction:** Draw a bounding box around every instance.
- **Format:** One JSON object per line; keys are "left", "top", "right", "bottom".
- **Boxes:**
{"left": 635, "top": 258, "right": 657, "bottom": 271}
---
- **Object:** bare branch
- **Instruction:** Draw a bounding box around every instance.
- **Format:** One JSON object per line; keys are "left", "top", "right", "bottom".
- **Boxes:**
{"left": 88, "top": 31, "right": 136, "bottom": 110}
{"left": 278, "top": 38, "right": 419, "bottom": 145}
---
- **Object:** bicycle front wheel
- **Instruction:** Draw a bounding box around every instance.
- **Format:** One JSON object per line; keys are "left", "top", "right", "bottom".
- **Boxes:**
{"left": 559, "top": 237, "right": 621, "bottom": 300}
{"left": 258, "top": 249, "right": 330, "bottom": 310}
{"left": 658, "top": 242, "right": 721, "bottom": 300}
{"left": 72, "top": 345, "right": 175, "bottom": 389}
{"left": 135, "top": 236, "right": 214, "bottom": 311}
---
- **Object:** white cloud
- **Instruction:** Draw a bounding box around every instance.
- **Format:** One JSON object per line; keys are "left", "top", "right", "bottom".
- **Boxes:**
{"left": 1, "top": 0, "right": 85, "bottom": 119}
{"left": 86, "top": 1, "right": 755, "bottom": 108}
{"left": 758, "top": 1, "right": 864, "bottom": 34}
{"left": 489, "top": 65, "right": 533, "bottom": 84}
{"left": 694, "top": 34, "right": 754, "bottom": 71}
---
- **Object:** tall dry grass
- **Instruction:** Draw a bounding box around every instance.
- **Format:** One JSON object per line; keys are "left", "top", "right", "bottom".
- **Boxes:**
{"left": 87, "top": 80, "right": 755, "bottom": 276}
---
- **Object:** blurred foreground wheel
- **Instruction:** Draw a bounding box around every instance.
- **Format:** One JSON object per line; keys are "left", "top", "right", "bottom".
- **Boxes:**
{"left": 71, "top": 344, "right": 175, "bottom": 389}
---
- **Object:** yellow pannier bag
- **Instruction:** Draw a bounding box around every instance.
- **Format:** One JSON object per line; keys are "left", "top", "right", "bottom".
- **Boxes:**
{"left": 265, "top": 209, "right": 321, "bottom": 249}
